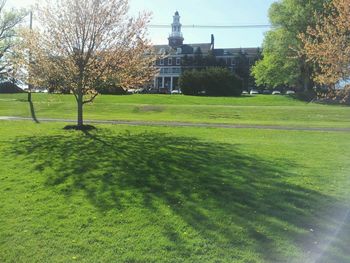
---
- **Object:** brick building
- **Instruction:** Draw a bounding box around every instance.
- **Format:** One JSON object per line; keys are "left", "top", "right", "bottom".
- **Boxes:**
{"left": 153, "top": 11, "right": 260, "bottom": 93}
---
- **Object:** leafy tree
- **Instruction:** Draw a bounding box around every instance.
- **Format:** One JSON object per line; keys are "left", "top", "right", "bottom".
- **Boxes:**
{"left": 252, "top": 0, "right": 328, "bottom": 90}
{"left": 178, "top": 69, "right": 202, "bottom": 95}
{"left": 0, "top": 0, "right": 27, "bottom": 81}
{"left": 234, "top": 50, "right": 250, "bottom": 90}
{"left": 93, "top": 78, "right": 127, "bottom": 95}
{"left": 14, "top": 0, "right": 156, "bottom": 128}
{"left": 193, "top": 47, "right": 204, "bottom": 67}
{"left": 181, "top": 55, "right": 193, "bottom": 68}
{"left": 300, "top": 0, "right": 350, "bottom": 88}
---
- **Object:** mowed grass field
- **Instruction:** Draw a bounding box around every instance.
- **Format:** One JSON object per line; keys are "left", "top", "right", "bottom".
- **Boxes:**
{"left": 0, "top": 93, "right": 350, "bottom": 128}
{"left": 0, "top": 94, "right": 350, "bottom": 262}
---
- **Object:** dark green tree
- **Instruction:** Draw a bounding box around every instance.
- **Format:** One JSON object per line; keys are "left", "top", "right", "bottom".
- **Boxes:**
{"left": 179, "top": 68, "right": 242, "bottom": 97}
{"left": 234, "top": 50, "right": 250, "bottom": 90}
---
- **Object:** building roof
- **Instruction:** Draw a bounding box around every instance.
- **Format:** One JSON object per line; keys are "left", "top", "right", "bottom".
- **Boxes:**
{"left": 213, "top": 47, "right": 260, "bottom": 57}
{"left": 153, "top": 43, "right": 260, "bottom": 57}
{"left": 153, "top": 12, "right": 260, "bottom": 57}
{"left": 153, "top": 43, "right": 212, "bottom": 55}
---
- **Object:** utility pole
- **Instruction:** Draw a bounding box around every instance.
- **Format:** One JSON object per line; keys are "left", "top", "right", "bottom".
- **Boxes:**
{"left": 27, "top": 10, "right": 33, "bottom": 102}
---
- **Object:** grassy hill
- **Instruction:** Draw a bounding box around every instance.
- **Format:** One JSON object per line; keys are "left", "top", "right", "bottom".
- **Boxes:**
{"left": 0, "top": 93, "right": 349, "bottom": 128}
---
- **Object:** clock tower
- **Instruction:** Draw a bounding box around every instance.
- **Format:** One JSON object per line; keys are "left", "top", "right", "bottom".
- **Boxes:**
{"left": 168, "top": 11, "right": 184, "bottom": 48}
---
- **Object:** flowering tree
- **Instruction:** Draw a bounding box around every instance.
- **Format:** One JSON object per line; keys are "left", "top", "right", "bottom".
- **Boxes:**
{"left": 15, "top": 0, "right": 157, "bottom": 128}
{"left": 300, "top": 0, "right": 350, "bottom": 87}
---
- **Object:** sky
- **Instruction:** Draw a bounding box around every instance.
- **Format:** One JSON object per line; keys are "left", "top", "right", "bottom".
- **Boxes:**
{"left": 7, "top": 0, "right": 276, "bottom": 48}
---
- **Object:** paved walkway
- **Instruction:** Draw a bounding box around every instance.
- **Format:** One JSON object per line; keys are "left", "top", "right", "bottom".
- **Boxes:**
{"left": 1, "top": 116, "right": 350, "bottom": 132}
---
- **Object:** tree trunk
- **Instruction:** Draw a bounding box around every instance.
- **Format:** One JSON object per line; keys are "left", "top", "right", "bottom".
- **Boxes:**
{"left": 300, "top": 59, "right": 313, "bottom": 92}
{"left": 27, "top": 83, "right": 32, "bottom": 102}
{"left": 27, "top": 91, "right": 32, "bottom": 102}
{"left": 303, "top": 77, "right": 309, "bottom": 92}
{"left": 77, "top": 93, "right": 83, "bottom": 127}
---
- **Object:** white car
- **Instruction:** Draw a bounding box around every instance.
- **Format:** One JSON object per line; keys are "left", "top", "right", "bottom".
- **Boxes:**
{"left": 272, "top": 90, "right": 281, "bottom": 95}
{"left": 171, "top": 89, "right": 182, "bottom": 94}
{"left": 286, "top": 90, "right": 296, "bottom": 95}
{"left": 242, "top": 90, "right": 249, "bottom": 95}
{"left": 250, "top": 90, "right": 259, "bottom": 95}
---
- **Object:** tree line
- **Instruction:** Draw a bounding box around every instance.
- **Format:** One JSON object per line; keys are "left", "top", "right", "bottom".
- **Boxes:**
{"left": 252, "top": 0, "right": 350, "bottom": 102}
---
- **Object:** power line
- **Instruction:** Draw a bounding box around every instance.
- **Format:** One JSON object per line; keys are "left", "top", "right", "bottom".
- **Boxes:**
{"left": 148, "top": 24, "right": 272, "bottom": 29}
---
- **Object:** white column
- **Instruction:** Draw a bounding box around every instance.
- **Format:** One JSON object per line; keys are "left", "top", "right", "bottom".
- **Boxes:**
{"left": 162, "top": 77, "right": 164, "bottom": 88}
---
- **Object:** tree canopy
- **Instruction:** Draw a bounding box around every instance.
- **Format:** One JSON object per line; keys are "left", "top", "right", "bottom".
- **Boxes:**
{"left": 0, "top": 0, "right": 27, "bottom": 81}
{"left": 300, "top": 0, "right": 350, "bottom": 87}
{"left": 252, "top": 0, "right": 328, "bottom": 90}
{"left": 14, "top": 0, "right": 157, "bottom": 128}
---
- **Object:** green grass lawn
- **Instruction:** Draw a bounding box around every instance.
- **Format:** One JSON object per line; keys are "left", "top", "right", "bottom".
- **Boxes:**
{"left": 0, "top": 120, "right": 350, "bottom": 262}
{"left": 0, "top": 93, "right": 349, "bottom": 128}
{"left": 1, "top": 94, "right": 350, "bottom": 262}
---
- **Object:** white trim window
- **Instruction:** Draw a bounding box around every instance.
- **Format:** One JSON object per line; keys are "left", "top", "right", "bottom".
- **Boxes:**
{"left": 176, "top": 57, "right": 181, "bottom": 65}
{"left": 168, "top": 58, "right": 172, "bottom": 65}
{"left": 160, "top": 59, "right": 164, "bottom": 66}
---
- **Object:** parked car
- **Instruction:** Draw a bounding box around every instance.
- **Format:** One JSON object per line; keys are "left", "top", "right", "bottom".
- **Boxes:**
{"left": 134, "top": 88, "right": 147, "bottom": 94}
{"left": 272, "top": 90, "right": 281, "bottom": 95}
{"left": 262, "top": 90, "right": 272, "bottom": 95}
{"left": 147, "top": 88, "right": 159, "bottom": 94}
{"left": 242, "top": 90, "right": 249, "bottom": 95}
{"left": 171, "top": 89, "right": 182, "bottom": 94}
{"left": 286, "top": 90, "right": 296, "bottom": 95}
{"left": 250, "top": 90, "right": 259, "bottom": 95}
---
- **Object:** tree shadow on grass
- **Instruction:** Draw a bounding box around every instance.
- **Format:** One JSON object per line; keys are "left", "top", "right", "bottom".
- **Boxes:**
{"left": 7, "top": 130, "right": 345, "bottom": 261}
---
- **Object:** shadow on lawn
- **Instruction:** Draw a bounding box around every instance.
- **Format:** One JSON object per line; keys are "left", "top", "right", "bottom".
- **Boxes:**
{"left": 8, "top": 130, "right": 347, "bottom": 261}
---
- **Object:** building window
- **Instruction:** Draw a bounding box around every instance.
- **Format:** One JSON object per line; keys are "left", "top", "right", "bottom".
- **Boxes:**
{"left": 160, "top": 59, "right": 164, "bottom": 66}
{"left": 231, "top": 59, "right": 236, "bottom": 66}
{"left": 176, "top": 57, "right": 181, "bottom": 65}
{"left": 168, "top": 58, "right": 172, "bottom": 65}
{"left": 172, "top": 68, "right": 181, "bottom": 74}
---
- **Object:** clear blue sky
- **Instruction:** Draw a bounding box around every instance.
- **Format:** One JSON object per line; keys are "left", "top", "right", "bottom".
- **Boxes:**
{"left": 8, "top": 0, "right": 276, "bottom": 48}
{"left": 129, "top": 0, "right": 276, "bottom": 48}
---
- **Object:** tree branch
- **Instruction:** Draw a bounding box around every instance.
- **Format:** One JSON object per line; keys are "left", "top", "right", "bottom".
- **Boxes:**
{"left": 82, "top": 92, "right": 98, "bottom": 104}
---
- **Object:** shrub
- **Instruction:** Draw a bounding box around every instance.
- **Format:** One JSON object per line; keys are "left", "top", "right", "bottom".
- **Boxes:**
{"left": 179, "top": 68, "right": 243, "bottom": 96}
{"left": 293, "top": 89, "right": 317, "bottom": 102}
{"left": 96, "top": 85, "right": 127, "bottom": 95}
{"left": 94, "top": 79, "right": 127, "bottom": 95}
{"left": 316, "top": 86, "right": 350, "bottom": 105}
{"left": 178, "top": 70, "right": 202, "bottom": 96}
